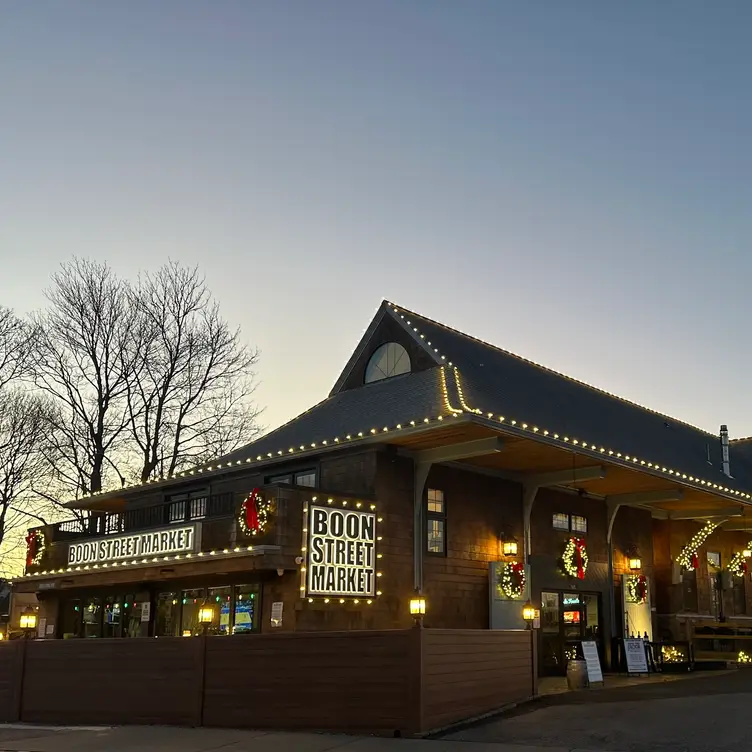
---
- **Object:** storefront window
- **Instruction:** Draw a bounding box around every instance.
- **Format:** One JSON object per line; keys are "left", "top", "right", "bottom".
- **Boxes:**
{"left": 156, "top": 592, "right": 180, "bottom": 636}
{"left": 233, "top": 585, "right": 260, "bottom": 634}
{"left": 83, "top": 597, "right": 102, "bottom": 638}
{"left": 122, "top": 596, "right": 142, "bottom": 638}
{"left": 208, "top": 586, "right": 233, "bottom": 635}
{"left": 103, "top": 595, "right": 122, "bottom": 638}
{"left": 60, "top": 599, "right": 82, "bottom": 639}
{"left": 181, "top": 588, "right": 205, "bottom": 636}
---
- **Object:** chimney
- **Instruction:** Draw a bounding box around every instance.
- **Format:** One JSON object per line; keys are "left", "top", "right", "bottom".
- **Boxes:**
{"left": 720, "top": 424, "right": 731, "bottom": 477}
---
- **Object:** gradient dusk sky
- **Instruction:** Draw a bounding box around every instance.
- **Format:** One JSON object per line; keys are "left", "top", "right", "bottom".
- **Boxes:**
{"left": 2, "top": 2, "right": 751, "bottom": 437}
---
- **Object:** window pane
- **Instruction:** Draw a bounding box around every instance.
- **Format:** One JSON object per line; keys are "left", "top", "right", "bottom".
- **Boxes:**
{"left": 233, "top": 585, "right": 260, "bottom": 634}
{"left": 208, "top": 586, "right": 233, "bottom": 635}
{"left": 427, "top": 519, "right": 445, "bottom": 553}
{"left": 60, "top": 599, "right": 82, "bottom": 639}
{"left": 83, "top": 597, "right": 102, "bottom": 638}
{"left": 181, "top": 588, "right": 205, "bottom": 637}
{"left": 268, "top": 474, "right": 292, "bottom": 485}
{"left": 156, "top": 592, "right": 180, "bottom": 637}
{"left": 189, "top": 496, "right": 207, "bottom": 519}
{"left": 295, "top": 471, "right": 316, "bottom": 488}
{"left": 103, "top": 595, "right": 122, "bottom": 638}
{"left": 169, "top": 500, "right": 186, "bottom": 523}
{"left": 571, "top": 515, "right": 587, "bottom": 533}
{"left": 553, "top": 513, "right": 570, "bottom": 531}
{"left": 427, "top": 488, "right": 444, "bottom": 514}
{"left": 122, "top": 595, "right": 142, "bottom": 638}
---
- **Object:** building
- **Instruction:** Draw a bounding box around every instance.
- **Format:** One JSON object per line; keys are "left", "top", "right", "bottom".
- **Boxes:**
{"left": 14, "top": 301, "right": 752, "bottom": 673}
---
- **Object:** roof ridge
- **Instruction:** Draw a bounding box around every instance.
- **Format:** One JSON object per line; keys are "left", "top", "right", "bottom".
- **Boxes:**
{"left": 387, "top": 300, "right": 717, "bottom": 439}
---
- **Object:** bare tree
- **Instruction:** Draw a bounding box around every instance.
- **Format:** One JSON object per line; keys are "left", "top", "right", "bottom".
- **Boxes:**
{"left": 0, "top": 306, "right": 36, "bottom": 390}
{"left": 32, "top": 259, "right": 140, "bottom": 497}
{"left": 0, "top": 390, "right": 54, "bottom": 558}
{"left": 127, "top": 262, "right": 261, "bottom": 482}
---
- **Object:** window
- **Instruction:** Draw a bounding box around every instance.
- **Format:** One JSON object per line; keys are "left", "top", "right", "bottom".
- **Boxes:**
{"left": 571, "top": 515, "right": 588, "bottom": 534}
{"left": 168, "top": 489, "right": 208, "bottom": 523}
{"left": 233, "top": 585, "right": 261, "bottom": 634}
{"left": 552, "top": 513, "right": 587, "bottom": 534}
{"left": 364, "top": 342, "right": 411, "bottom": 384}
{"left": 295, "top": 471, "right": 316, "bottom": 488}
{"left": 267, "top": 470, "right": 317, "bottom": 487}
{"left": 426, "top": 489, "right": 446, "bottom": 554}
{"left": 155, "top": 592, "right": 180, "bottom": 637}
{"left": 169, "top": 500, "right": 186, "bottom": 523}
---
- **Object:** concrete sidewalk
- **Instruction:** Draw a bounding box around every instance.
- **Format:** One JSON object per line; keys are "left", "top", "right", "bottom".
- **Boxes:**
{"left": 0, "top": 724, "right": 609, "bottom": 752}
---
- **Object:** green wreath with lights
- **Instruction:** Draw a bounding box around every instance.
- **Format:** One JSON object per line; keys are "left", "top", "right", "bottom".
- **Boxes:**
{"left": 626, "top": 574, "right": 648, "bottom": 604}
{"left": 498, "top": 561, "right": 526, "bottom": 599}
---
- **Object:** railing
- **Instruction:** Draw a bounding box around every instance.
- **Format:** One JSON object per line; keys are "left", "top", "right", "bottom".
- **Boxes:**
{"left": 45, "top": 492, "right": 235, "bottom": 541}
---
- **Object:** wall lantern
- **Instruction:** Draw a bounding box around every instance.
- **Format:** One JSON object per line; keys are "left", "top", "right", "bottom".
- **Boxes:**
{"left": 0, "top": 631, "right": 4, "bottom": 641}
{"left": 522, "top": 600, "right": 536, "bottom": 624}
{"left": 409, "top": 597, "right": 426, "bottom": 627}
{"left": 744, "top": 548, "right": 751, "bottom": 559}
{"left": 502, "top": 536, "right": 519, "bottom": 557}
{"left": 19, "top": 605, "right": 37, "bottom": 632}
{"left": 628, "top": 556, "right": 642, "bottom": 571}
{"left": 198, "top": 601, "right": 214, "bottom": 626}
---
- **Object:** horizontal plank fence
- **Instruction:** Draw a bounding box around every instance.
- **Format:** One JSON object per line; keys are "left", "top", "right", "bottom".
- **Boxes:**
{"left": 0, "top": 628, "right": 533, "bottom": 735}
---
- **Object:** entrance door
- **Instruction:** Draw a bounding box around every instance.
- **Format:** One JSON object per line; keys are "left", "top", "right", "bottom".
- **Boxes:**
{"left": 540, "top": 591, "right": 602, "bottom": 675}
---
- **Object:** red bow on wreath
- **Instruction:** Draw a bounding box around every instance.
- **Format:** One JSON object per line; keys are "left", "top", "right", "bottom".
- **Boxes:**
{"left": 512, "top": 562, "right": 524, "bottom": 576}
{"left": 25, "top": 531, "right": 39, "bottom": 568}
{"left": 245, "top": 489, "right": 260, "bottom": 533}
{"left": 691, "top": 553, "right": 699, "bottom": 570}
{"left": 574, "top": 538, "right": 585, "bottom": 580}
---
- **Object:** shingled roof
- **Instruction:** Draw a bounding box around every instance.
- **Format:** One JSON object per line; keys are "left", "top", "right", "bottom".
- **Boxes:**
{"left": 384, "top": 302, "right": 744, "bottom": 491}
{"left": 214, "top": 299, "right": 752, "bottom": 496}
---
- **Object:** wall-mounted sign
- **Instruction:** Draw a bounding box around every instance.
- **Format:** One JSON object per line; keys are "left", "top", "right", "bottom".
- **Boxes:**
{"left": 271, "top": 601, "right": 283, "bottom": 627}
{"left": 306, "top": 505, "right": 376, "bottom": 597}
{"left": 67, "top": 524, "right": 200, "bottom": 566}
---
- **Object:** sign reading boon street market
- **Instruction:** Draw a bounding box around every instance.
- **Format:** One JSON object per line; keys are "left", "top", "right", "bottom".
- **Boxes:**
{"left": 306, "top": 506, "right": 376, "bottom": 597}
{"left": 68, "top": 524, "right": 200, "bottom": 566}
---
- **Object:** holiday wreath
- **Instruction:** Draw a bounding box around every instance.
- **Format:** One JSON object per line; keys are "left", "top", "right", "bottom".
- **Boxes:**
{"left": 626, "top": 574, "right": 648, "bottom": 603}
{"left": 238, "top": 488, "right": 273, "bottom": 536}
{"left": 729, "top": 552, "right": 749, "bottom": 578}
{"left": 25, "top": 529, "right": 46, "bottom": 568}
{"left": 498, "top": 561, "right": 526, "bottom": 599}
{"left": 562, "top": 537, "right": 588, "bottom": 580}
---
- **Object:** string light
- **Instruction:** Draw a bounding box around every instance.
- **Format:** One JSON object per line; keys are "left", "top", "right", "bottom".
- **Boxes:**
{"left": 676, "top": 521, "right": 719, "bottom": 569}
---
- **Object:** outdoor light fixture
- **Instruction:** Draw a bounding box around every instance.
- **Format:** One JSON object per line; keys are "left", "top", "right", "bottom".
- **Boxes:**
{"left": 198, "top": 602, "right": 214, "bottom": 625}
{"left": 744, "top": 548, "right": 751, "bottom": 559}
{"left": 522, "top": 600, "right": 536, "bottom": 624}
{"left": 19, "top": 605, "right": 37, "bottom": 633}
{"left": 0, "top": 632, "right": 4, "bottom": 641}
{"left": 410, "top": 597, "right": 426, "bottom": 627}
{"left": 502, "top": 536, "right": 518, "bottom": 557}
{"left": 628, "top": 556, "right": 642, "bottom": 571}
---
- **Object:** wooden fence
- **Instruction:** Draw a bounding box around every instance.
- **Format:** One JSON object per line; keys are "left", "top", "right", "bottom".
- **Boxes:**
{"left": 0, "top": 628, "right": 533, "bottom": 736}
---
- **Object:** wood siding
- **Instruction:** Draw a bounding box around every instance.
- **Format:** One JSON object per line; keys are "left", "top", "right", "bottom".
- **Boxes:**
{"left": 420, "top": 629, "right": 533, "bottom": 730}
{"left": 0, "top": 628, "right": 532, "bottom": 735}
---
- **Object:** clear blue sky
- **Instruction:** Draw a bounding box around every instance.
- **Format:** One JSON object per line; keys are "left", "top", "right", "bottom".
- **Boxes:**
{"left": 2, "top": 1, "right": 751, "bottom": 437}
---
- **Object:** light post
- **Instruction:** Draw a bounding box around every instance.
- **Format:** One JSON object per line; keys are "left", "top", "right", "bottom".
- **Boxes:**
{"left": 198, "top": 600, "right": 214, "bottom": 637}
{"left": 409, "top": 596, "right": 426, "bottom": 628}
{"left": 522, "top": 600, "right": 538, "bottom": 696}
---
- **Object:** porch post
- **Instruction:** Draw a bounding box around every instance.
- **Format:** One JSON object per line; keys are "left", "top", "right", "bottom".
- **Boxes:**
{"left": 413, "top": 461, "right": 431, "bottom": 593}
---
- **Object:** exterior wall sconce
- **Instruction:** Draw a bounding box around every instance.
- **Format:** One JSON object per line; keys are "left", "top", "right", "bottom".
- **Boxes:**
{"left": 19, "top": 605, "right": 37, "bottom": 635}
{"left": 744, "top": 548, "right": 751, "bottom": 559}
{"left": 522, "top": 600, "right": 536, "bottom": 624}
{"left": 502, "top": 536, "right": 519, "bottom": 557}
{"left": 628, "top": 556, "right": 642, "bottom": 571}
{"left": 410, "top": 597, "right": 426, "bottom": 627}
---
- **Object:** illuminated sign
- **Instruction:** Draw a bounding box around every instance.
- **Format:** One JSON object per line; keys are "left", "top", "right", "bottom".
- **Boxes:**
{"left": 306, "top": 506, "right": 376, "bottom": 597}
{"left": 67, "top": 525, "right": 200, "bottom": 566}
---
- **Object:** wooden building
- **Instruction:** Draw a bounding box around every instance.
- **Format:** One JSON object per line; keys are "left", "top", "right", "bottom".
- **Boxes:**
{"left": 14, "top": 301, "right": 752, "bottom": 674}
